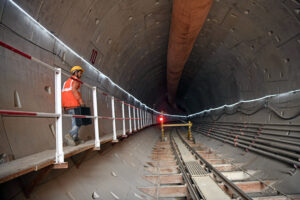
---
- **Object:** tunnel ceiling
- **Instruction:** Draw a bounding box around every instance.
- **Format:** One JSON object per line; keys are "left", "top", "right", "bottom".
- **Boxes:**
{"left": 13, "top": 0, "right": 300, "bottom": 114}
{"left": 177, "top": 0, "right": 300, "bottom": 114}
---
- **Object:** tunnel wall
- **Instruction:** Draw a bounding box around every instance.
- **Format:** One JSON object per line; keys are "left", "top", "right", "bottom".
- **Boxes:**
{"left": 191, "top": 91, "right": 300, "bottom": 125}
{"left": 178, "top": 0, "right": 300, "bottom": 113}
{"left": 0, "top": 0, "right": 156, "bottom": 160}
{"left": 1, "top": 0, "right": 300, "bottom": 159}
{"left": 8, "top": 0, "right": 172, "bottom": 107}
{"left": 186, "top": 0, "right": 300, "bottom": 130}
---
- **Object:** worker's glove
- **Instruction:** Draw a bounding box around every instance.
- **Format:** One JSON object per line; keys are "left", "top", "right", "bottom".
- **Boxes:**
{"left": 79, "top": 100, "right": 85, "bottom": 107}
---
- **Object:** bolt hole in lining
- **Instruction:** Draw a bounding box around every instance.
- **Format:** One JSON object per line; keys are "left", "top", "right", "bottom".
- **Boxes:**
{"left": 44, "top": 86, "right": 51, "bottom": 94}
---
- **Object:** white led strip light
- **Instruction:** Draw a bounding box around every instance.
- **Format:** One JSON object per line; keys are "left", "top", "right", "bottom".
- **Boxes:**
{"left": 8, "top": 0, "right": 300, "bottom": 119}
{"left": 188, "top": 89, "right": 300, "bottom": 118}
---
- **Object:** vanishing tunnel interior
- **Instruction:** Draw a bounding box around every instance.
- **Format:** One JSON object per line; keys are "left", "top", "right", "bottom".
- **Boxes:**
{"left": 1, "top": 0, "right": 300, "bottom": 199}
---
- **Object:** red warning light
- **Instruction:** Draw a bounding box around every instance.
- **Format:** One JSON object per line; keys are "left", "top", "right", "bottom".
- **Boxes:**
{"left": 159, "top": 117, "right": 164, "bottom": 122}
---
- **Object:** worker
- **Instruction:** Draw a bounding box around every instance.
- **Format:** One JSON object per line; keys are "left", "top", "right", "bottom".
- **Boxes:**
{"left": 62, "top": 66, "right": 85, "bottom": 146}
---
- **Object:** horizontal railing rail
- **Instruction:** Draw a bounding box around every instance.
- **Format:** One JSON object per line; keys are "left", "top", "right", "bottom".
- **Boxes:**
{"left": 0, "top": 40, "right": 157, "bottom": 167}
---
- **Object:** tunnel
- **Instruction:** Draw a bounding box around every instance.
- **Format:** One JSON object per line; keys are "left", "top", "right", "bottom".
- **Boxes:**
{"left": 1, "top": 0, "right": 300, "bottom": 199}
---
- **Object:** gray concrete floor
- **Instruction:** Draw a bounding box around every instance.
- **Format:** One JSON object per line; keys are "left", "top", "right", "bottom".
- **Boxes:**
{"left": 12, "top": 127, "right": 161, "bottom": 200}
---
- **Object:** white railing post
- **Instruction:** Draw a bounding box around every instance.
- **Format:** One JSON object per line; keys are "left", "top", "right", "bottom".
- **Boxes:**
{"left": 144, "top": 111, "right": 146, "bottom": 127}
{"left": 137, "top": 107, "right": 140, "bottom": 130}
{"left": 122, "top": 101, "right": 127, "bottom": 137}
{"left": 133, "top": 106, "right": 136, "bottom": 132}
{"left": 147, "top": 112, "right": 149, "bottom": 126}
{"left": 140, "top": 107, "right": 142, "bottom": 129}
{"left": 128, "top": 104, "right": 132, "bottom": 134}
{"left": 92, "top": 87, "right": 100, "bottom": 150}
{"left": 111, "top": 97, "right": 118, "bottom": 142}
{"left": 144, "top": 109, "right": 146, "bottom": 127}
{"left": 54, "top": 68, "right": 64, "bottom": 164}
{"left": 142, "top": 108, "right": 145, "bottom": 128}
{"left": 141, "top": 108, "right": 143, "bottom": 129}
{"left": 144, "top": 110, "right": 146, "bottom": 127}
{"left": 146, "top": 112, "right": 148, "bottom": 126}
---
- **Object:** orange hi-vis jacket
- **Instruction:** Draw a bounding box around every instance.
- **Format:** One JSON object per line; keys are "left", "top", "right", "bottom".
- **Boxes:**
{"left": 62, "top": 76, "right": 82, "bottom": 108}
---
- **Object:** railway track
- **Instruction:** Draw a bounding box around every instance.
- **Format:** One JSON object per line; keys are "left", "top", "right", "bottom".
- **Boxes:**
{"left": 139, "top": 128, "right": 299, "bottom": 200}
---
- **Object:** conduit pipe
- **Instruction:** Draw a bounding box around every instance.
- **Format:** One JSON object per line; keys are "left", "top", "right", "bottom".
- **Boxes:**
{"left": 198, "top": 125, "right": 300, "bottom": 154}
{"left": 204, "top": 121, "right": 300, "bottom": 133}
{"left": 203, "top": 128, "right": 300, "bottom": 159}
{"left": 199, "top": 122, "right": 300, "bottom": 140}
{"left": 167, "top": 0, "right": 213, "bottom": 105}
{"left": 194, "top": 129, "right": 300, "bottom": 167}
{"left": 200, "top": 126, "right": 300, "bottom": 152}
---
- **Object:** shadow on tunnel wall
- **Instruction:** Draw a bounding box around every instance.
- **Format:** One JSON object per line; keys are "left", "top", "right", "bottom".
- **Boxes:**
{"left": 0, "top": 0, "right": 149, "bottom": 160}
{"left": 176, "top": 0, "right": 300, "bottom": 114}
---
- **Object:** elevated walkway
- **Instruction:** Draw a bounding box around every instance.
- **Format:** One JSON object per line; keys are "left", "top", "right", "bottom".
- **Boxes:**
{"left": 1, "top": 127, "right": 159, "bottom": 199}
{"left": 0, "top": 130, "right": 128, "bottom": 184}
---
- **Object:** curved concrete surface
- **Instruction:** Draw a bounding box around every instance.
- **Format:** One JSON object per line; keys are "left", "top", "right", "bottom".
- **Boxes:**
{"left": 167, "top": 0, "right": 213, "bottom": 105}
{"left": 0, "top": 0, "right": 300, "bottom": 199}
{"left": 1, "top": 0, "right": 298, "bottom": 113}
{"left": 0, "top": 127, "right": 160, "bottom": 200}
{"left": 1, "top": 0, "right": 300, "bottom": 112}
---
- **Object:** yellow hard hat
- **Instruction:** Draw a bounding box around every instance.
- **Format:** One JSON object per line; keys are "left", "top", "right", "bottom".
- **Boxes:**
{"left": 70, "top": 66, "right": 84, "bottom": 74}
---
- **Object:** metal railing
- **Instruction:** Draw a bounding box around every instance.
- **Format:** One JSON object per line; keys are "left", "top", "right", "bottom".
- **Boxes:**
{"left": 0, "top": 40, "right": 157, "bottom": 166}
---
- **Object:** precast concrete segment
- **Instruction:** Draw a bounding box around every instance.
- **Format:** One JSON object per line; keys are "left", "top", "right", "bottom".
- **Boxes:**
{"left": 218, "top": 170, "right": 259, "bottom": 182}
{"left": 145, "top": 166, "right": 179, "bottom": 175}
{"left": 220, "top": 180, "right": 277, "bottom": 194}
{"left": 177, "top": 129, "right": 255, "bottom": 200}
{"left": 138, "top": 185, "right": 188, "bottom": 198}
{"left": 172, "top": 133, "right": 232, "bottom": 199}
{"left": 139, "top": 134, "right": 188, "bottom": 199}
{"left": 193, "top": 176, "right": 231, "bottom": 200}
{"left": 144, "top": 174, "right": 184, "bottom": 184}
{"left": 173, "top": 136, "right": 196, "bottom": 162}
{"left": 182, "top": 130, "right": 300, "bottom": 199}
{"left": 166, "top": 0, "right": 213, "bottom": 104}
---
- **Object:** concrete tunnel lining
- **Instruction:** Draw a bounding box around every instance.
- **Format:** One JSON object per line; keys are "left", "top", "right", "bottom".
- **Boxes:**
{"left": 1, "top": 0, "right": 300, "bottom": 199}
{"left": 2, "top": 0, "right": 299, "bottom": 114}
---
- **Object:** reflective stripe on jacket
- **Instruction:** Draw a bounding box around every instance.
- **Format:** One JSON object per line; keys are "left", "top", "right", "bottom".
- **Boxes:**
{"left": 62, "top": 77, "right": 81, "bottom": 108}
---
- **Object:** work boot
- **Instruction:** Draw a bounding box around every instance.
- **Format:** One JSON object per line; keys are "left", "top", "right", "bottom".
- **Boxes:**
{"left": 74, "top": 137, "right": 85, "bottom": 144}
{"left": 64, "top": 133, "right": 76, "bottom": 146}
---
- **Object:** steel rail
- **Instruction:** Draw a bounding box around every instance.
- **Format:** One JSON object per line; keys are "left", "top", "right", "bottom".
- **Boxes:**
{"left": 198, "top": 124, "right": 300, "bottom": 141}
{"left": 197, "top": 126, "right": 300, "bottom": 153}
{"left": 200, "top": 134, "right": 292, "bottom": 199}
{"left": 196, "top": 125, "right": 300, "bottom": 160}
{"left": 199, "top": 121, "right": 300, "bottom": 132}
{"left": 194, "top": 128, "right": 300, "bottom": 168}
{"left": 204, "top": 124, "right": 300, "bottom": 138}
{"left": 175, "top": 129, "right": 253, "bottom": 200}
{"left": 198, "top": 125, "right": 300, "bottom": 146}
{"left": 192, "top": 128, "right": 294, "bottom": 199}
{"left": 169, "top": 129, "right": 202, "bottom": 200}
